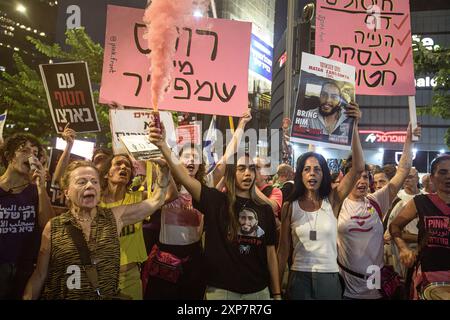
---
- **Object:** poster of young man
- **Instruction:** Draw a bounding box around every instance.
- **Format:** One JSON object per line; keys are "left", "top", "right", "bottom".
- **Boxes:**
{"left": 291, "top": 52, "right": 356, "bottom": 150}
{"left": 39, "top": 61, "right": 100, "bottom": 134}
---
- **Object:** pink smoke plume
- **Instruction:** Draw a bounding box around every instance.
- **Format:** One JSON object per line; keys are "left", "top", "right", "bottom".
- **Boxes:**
{"left": 143, "top": 0, "right": 210, "bottom": 110}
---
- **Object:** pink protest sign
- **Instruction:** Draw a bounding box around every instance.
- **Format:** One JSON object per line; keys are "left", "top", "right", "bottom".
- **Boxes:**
{"left": 315, "top": 0, "right": 415, "bottom": 96}
{"left": 100, "top": 5, "right": 251, "bottom": 116}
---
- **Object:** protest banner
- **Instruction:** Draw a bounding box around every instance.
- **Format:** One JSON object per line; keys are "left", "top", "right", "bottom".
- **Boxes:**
{"left": 39, "top": 61, "right": 101, "bottom": 133}
{"left": 0, "top": 110, "right": 7, "bottom": 141}
{"left": 315, "top": 0, "right": 415, "bottom": 96}
{"left": 290, "top": 52, "right": 355, "bottom": 150}
{"left": 109, "top": 109, "right": 176, "bottom": 155}
{"left": 99, "top": 5, "right": 251, "bottom": 117}
{"left": 46, "top": 148, "right": 84, "bottom": 208}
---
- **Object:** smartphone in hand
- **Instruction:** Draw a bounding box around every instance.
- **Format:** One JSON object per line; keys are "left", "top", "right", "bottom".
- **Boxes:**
{"left": 28, "top": 155, "right": 39, "bottom": 172}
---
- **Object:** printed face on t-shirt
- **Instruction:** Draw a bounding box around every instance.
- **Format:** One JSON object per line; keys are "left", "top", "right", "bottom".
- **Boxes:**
{"left": 431, "top": 160, "right": 450, "bottom": 194}
{"left": 235, "top": 156, "right": 256, "bottom": 192}
{"left": 238, "top": 208, "right": 265, "bottom": 237}
{"left": 373, "top": 172, "right": 388, "bottom": 191}
{"left": 352, "top": 171, "right": 370, "bottom": 199}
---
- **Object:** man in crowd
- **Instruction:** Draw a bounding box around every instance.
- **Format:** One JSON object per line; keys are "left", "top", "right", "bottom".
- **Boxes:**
{"left": 273, "top": 163, "right": 294, "bottom": 201}
{"left": 384, "top": 168, "right": 422, "bottom": 279}
{"left": 421, "top": 173, "right": 435, "bottom": 194}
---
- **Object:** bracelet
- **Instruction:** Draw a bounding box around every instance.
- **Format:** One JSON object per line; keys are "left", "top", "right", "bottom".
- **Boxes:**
{"left": 272, "top": 293, "right": 281, "bottom": 296}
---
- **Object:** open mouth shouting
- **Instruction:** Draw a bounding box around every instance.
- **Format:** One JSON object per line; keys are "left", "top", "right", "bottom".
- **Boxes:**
{"left": 81, "top": 191, "right": 97, "bottom": 206}
{"left": 307, "top": 179, "right": 318, "bottom": 188}
{"left": 118, "top": 170, "right": 129, "bottom": 178}
{"left": 186, "top": 163, "right": 196, "bottom": 174}
{"left": 241, "top": 177, "right": 253, "bottom": 187}
{"left": 356, "top": 184, "right": 368, "bottom": 194}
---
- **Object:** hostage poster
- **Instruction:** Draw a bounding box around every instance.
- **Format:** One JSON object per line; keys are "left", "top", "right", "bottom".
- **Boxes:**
{"left": 290, "top": 52, "right": 356, "bottom": 150}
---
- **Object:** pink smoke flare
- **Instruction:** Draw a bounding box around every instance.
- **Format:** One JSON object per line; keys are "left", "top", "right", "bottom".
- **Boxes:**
{"left": 144, "top": 0, "right": 209, "bottom": 110}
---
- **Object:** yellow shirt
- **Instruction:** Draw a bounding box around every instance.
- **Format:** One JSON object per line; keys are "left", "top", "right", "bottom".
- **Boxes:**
{"left": 99, "top": 191, "right": 148, "bottom": 266}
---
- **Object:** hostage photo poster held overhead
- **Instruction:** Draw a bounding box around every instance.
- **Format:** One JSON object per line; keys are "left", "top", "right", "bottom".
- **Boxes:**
{"left": 39, "top": 61, "right": 101, "bottom": 133}
{"left": 99, "top": 5, "right": 251, "bottom": 117}
{"left": 290, "top": 52, "right": 356, "bottom": 150}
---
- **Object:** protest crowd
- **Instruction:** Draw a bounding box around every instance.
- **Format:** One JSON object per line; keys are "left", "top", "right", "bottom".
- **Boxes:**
{"left": 0, "top": 104, "right": 449, "bottom": 301}
{"left": 0, "top": 0, "right": 449, "bottom": 303}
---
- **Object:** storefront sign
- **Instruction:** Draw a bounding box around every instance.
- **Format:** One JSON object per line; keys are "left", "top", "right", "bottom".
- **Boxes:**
{"left": 360, "top": 130, "right": 407, "bottom": 144}
{"left": 249, "top": 34, "right": 273, "bottom": 82}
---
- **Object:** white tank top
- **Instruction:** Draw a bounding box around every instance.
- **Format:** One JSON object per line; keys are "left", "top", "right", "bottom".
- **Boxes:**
{"left": 290, "top": 198, "right": 339, "bottom": 272}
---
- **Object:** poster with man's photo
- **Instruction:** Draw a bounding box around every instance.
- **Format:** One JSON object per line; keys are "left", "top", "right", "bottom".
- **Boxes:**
{"left": 290, "top": 52, "right": 356, "bottom": 150}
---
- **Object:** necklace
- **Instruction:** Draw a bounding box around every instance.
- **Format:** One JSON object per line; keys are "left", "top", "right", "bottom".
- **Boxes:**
{"left": 239, "top": 199, "right": 250, "bottom": 213}
{"left": 300, "top": 199, "right": 321, "bottom": 241}
{"left": 74, "top": 213, "right": 93, "bottom": 223}
{"left": 0, "top": 181, "right": 30, "bottom": 193}
{"left": 307, "top": 211, "right": 319, "bottom": 241}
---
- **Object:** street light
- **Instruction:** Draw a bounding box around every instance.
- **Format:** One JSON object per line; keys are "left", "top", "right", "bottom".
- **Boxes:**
{"left": 16, "top": 4, "right": 27, "bottom": 14}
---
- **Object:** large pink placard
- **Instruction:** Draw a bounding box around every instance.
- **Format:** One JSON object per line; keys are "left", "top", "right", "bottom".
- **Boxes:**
{"left": 315, "top": 0, "right": 415, "bottom": 96}
{"left": 100, "top": 5, "right": 252, "bottom": 116}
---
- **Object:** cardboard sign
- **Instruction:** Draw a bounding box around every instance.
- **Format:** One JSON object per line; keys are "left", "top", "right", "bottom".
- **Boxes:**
{"left": 291, "top": 52, "right": 355, "bottom": 150}
{"left": 39, "top": 61, "right": 101, "bottom": 133}
{"left": 315, "top": 0, "right": 415, "bottom": 96}
{"left": 109, "top": 109, "right": 176, "bottom": 155}
{"left": 55, "top": 137, "right": 95, "bottom": 160}
{"left": 120, "top": 134, "right": 161, "bottom": 161}
{"left": 46, "top": 148, "right": 84, "bottom": 208}
{"left": 99, "top": 5, "right": 251, "bottom": 117}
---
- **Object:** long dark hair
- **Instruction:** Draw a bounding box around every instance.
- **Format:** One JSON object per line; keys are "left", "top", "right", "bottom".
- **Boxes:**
{"left": 288, "top": 152, "right": 332, "bottom": 202}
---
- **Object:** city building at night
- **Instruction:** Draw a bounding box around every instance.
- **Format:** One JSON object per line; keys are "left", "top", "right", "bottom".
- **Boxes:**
{"left": 270, "top": 0, "right": 450, "bottom": 171}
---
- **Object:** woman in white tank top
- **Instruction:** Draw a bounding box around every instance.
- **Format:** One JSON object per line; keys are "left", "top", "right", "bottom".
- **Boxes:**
{"left": 277, "top": 102, "right": 364, "bottom": 300}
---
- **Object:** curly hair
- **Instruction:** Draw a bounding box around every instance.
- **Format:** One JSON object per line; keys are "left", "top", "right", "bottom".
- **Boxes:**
{"left": 0, "top": 133, "right": 42, "bottom": 167}
{"left": 98, "top": 154, "right": 135, "bottom": 191}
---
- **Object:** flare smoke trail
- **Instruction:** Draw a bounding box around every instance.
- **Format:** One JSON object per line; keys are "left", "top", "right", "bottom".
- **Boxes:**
{"left": 143, "top": 0, "right": 210, "bottom": 110}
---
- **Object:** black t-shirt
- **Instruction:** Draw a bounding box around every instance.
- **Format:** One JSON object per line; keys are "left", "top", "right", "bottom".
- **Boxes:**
{"left": 414, "top": 194, "right": 450, "bottom": 272}
{"left": 0, "top": 184, "right": 40, "bottom": 265}
{"left": 193, "top": 184, "right": 276, "bottom": 294}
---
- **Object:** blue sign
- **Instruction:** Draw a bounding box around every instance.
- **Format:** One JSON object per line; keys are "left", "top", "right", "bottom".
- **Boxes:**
{"left": 249, "top": 34, "right": 273, "bottom": 82}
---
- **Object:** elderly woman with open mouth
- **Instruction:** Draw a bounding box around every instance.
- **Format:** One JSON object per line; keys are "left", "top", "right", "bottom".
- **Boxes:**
{"left": 23, "top": 159, "right": 169, "bottom": 300}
